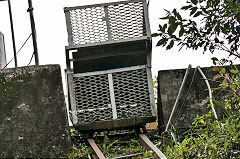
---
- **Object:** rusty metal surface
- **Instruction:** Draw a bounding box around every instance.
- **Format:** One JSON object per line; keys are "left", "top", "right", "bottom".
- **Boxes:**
{"left": 74, "top": 116, "right": 156, "bottom": 131}
{"left": 87, "top": 138, "right": 106, "bottom": 159}
{"left": 139, "top": 133, "right": 167, "bottom": 159}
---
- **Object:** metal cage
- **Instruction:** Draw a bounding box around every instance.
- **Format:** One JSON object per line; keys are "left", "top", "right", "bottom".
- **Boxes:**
{"left": 64, "top": 0, "right": 156, "bottom": 131}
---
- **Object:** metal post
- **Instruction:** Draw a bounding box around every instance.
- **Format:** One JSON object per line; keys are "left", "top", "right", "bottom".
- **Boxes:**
{"left": 28, "top": 0, "right": 39, "bottom": 65}
{"left": 7, "top": 0, "right": 17, "bottom": 67}
{"left": 165, "top": 64, "right": 192, "bottom": 132}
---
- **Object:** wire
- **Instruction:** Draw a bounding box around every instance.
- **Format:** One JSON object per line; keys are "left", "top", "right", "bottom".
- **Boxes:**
{"left": 3, "top": 33, "right": 32, "bottom": 69}
{"left": 27, "top": 52, "right": 34, "bottom": 66}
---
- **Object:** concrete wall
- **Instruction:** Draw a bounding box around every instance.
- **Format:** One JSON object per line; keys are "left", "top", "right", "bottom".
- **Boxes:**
{"left": 158, "top": 66, "right": 227, "bottom": 132}
{"left": 0, "top": 65, "right": 71, "bottom": 158}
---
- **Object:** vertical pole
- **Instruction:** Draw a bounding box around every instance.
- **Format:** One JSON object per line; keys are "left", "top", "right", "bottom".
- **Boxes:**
{"left": 8, "top": 0, "right": 17, "bottom": 67}
{"left": 28, "top": 0, "right": 39, "bottom": 65}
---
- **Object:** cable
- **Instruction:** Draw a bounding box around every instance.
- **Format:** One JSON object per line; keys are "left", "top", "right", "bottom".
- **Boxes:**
{"left": 27, "top": 52, "right": 34, "bottom": 66}
{"left": 3, "top": 33, "right": 32, "bottom": 69}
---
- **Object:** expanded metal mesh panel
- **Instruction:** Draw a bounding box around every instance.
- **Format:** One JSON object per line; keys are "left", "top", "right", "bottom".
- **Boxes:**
{"left": 69, "top": 6, "right": 108, "bottom": 45}
{"left": 65, "top": 0, "right": 147, "bottom": 45}
{"left": 70, "top": 67, "right": 153, "bottom": 124}
{"left": 73, "top": 74, "right": 113, "bottom": 122}
{"left": 108, "top": 1, "right": 145, "bottom": 40}
{"left": 113, "top": 69, "right": 152, "bottom": 118}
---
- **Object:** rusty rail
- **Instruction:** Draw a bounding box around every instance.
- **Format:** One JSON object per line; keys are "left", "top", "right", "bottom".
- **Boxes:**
{"left": 139, "top": 133, "right": 167, "bottom": 159}
{"left": 87, "top": 138, "right": 106, "bottom": 159}
{"left": 86, "top": 132, "right": 166, "bottom": 159}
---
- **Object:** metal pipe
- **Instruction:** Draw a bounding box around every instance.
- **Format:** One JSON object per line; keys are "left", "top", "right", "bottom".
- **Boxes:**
{"left": 28, "top": 0, "right": 39, "bottom": 65}
{"left": 7, "top": 0, "right": 17, "bottom": 67}
{"left": 197, "top": 66, "right": 218, "bottom": 120}
{"left": 165, "top": 64, "right": 192, "bottom": 132}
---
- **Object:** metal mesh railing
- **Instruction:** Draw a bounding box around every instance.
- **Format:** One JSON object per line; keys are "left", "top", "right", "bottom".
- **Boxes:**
{"left": 70, "top": 68, "right": 152, "bottom": 123}
{"left": 113, "top": 69, "right": 152, "bottom": 118}
{"left": 73, "top": 74, "right": 113, "bottom": 122}
{"left": 65, "top": 0, "right": 147, "bottom": 46}
{"left": 108, "top": 1, "right": 145, "bottom": 41}
{"left": 68, "top": 6, "right": 109, "bottom": 45}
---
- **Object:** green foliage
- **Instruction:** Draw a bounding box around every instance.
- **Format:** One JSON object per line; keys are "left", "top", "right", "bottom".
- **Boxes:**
{"left": 99, "top": 136, "right": 147, "bottom": 158}
{"left": 101, "top": 135, "right": 119, "bottom": 155}
{"left": 61, "top": 129, "right": 91, "bottom": 158}
{"left": 143, "top": 150, "right": 154, "bottom": 158}
{"left": 154, "top": 0, "right": 240, "bottom": 60}
{"left": 158, "top": 67, "right": 240, "bottom": 158}
{"left": 63, "top": 143, "right": 91, "bottom": 159}
{"left": 162, "top": 113, "right": 240, "bottom": 159}
{"left": 63, "top": 132, "right": 150, "bottom": 158}
{"left": 213, "top": 66, "right": 240, "bottom": 115}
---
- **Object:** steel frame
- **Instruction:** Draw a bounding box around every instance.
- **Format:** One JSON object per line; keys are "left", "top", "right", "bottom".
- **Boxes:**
{"left": 64, "top": 0, "right": 151, "bottom": 46}
{"left": 67, "top": 65, "right": 156, "bottom": 127}
{"left": 64, "top": 0, "right": 155, "bottom": 131}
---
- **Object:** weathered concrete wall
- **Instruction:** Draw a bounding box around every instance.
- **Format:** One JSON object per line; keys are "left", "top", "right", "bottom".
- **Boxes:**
{"left": 0, "top": 65, "right": 71, "bottom": 158}
{"left": 158, "top": 66, "right": 227, "bottom": 131}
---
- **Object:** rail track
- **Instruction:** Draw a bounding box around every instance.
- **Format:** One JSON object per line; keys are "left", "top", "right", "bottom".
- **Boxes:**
{"left": 71, "top": 129, "right": 167, "bottom": 159}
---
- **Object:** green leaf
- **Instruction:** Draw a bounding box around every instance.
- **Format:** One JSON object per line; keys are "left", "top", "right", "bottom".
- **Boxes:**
{"left": 166, "top": 40, "right": 174, "bottom": 50}
{"left": 191, "top": 0, "right": 198, "bottom": 5}
{"left": 212, "top": 99, "right": 232, "bottom": 117}
{"left": 169, "top": 16, "right": 176, "bottom": 24}
{"left": 168, "top": 23, "right": 178, "bottom": 34}
{"left": 179, "top": 27, "right": 185, "bottom": 37}
{"left": 151, "top": 33, "right": 159, "bottom": 37}
{"left": 181, "top": 5, "right": 192, "bottom": 10}
{"left": 230, "top": 69, "right": 239, "bottom": 74}
{"left": 173, "top": 9, "right": 182, "bottom": 21}
{"left": 190, "top": 7, "right": 198, "bottom": 16}
{"left": 193, "top": 11, "right": 202, "bottom": 17}
{"left": 220, "top": 68, "right": 226, "bottom": 74}
{"left": 156, "top": 38, "right": 167, "bottom": 46}
{"left": 162, "top": 24, "right": 167, "bottom": 32}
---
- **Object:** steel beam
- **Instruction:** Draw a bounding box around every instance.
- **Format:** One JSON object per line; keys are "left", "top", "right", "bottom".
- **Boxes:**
{"left": 139, "top": 133, "right": 167, "bottom": 159}
{"left": 28, "top": 0, "right": 39, "bottom": 65}
{"left": 87, "top": 138, "right": 106, "bottom": 159}
{"left": 8, "top": 0, "right": 17, "bottom": 67}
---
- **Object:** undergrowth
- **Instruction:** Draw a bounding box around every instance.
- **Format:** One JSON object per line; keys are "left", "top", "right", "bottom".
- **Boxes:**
{"left": 63, "top": 67, "right": 240, "bottom": 159}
